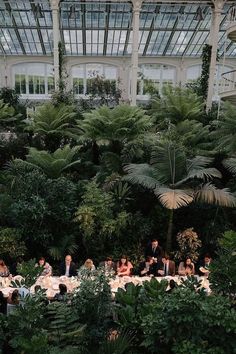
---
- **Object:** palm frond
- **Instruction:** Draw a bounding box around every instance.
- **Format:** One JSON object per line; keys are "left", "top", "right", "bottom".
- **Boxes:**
{"left": 223, "top": 158, "right": 236, "bottom": 176}
{"left": 154, "top": 187, "right": 194, "bottom": 209}
{"left": 123, "top": 163, "right": 160, "bottom": 190}
{"left": 195, "top": 183, "right": 236, "bottom": 207}
{"left": 151, "top": 141, "right": 187, "bottom": 184}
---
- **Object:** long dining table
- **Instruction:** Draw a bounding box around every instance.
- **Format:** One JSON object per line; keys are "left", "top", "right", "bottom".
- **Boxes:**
{"left": 0, "top": 274, "right": 211, "bottom": 299}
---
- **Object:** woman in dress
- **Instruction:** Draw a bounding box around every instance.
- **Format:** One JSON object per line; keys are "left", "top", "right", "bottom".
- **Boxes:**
{"left": 117, "top": 255, "right": 133, "bottom": 277}
{"left": 36, "top": 257, "right": 52, "bottom": 277}
{"left": 178, "top": 257, "right": 195, "bottom": 276}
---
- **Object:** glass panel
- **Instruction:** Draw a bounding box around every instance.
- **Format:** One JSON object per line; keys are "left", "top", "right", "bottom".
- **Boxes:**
{"left": 48, "top": 76, "right": 54, "bottom": 94}
{"left": 73, "top": 78, "right": 84, "bottom": 95}
{"left": 15, "top": 74, "right": 26, "bottom": 94}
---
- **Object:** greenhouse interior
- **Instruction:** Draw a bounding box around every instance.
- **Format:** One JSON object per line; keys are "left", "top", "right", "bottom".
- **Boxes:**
{"left": 0, "top": 0, "right": 235, "bottom": 353}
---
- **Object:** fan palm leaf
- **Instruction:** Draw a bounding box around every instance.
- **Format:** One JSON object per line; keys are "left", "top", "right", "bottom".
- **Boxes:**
{"left": 123, "top": 163, "right": 160, "bottom": 190}
{"left": 195, "top": 183, "right": 236, "bottom": 207}
{"left": 154, "top": 187, "right": 194, "bottom": 209}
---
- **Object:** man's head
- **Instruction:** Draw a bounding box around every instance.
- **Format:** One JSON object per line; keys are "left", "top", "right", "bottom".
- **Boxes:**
{"left": 106, "top": 257, "right": 113, "bottom": 266}
{"left": 151, "top": 239, "right": 158, "bottom": 248}
{"left": 204, "top": 254, "right": 211, "bottom": 264}
{"left": 65, "top": 255, "right": 72, "bottom": 265}
{"left": 162, "top": 254, "right": 170, "bottom": 264}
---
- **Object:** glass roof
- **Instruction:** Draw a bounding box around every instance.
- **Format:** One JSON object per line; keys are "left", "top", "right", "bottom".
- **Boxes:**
{"left": 0, "top": 0, "right": 236, "bottom": 57}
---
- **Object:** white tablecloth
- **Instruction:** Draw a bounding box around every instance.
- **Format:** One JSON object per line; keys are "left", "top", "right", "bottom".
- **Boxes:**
{"left": 0, "top": 275, "right": 211, "bottom": 298}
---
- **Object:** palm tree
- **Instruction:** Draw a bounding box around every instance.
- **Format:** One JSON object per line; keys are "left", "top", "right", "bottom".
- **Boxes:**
{"left": 24, "top": 103, "right": 77, "bottom": 151}
{"left": 150, "top": 85, "right": 204, "bottom": 126}
{"left": 158, "top": 119, "right": 212, "bottom": 157}
{"left": 211, "top": 101, "right": 236, "bottom": 154}
{"left": 76, "top": 104, "right": 153, "bottom": 178}
{"left": 48, "top": 234, "right": 79, "bottom": 261}
{"left": 9, "top": 145, "right": 81, "bottom": 179}
{"left": 123, "top": 140, "right": 235, "bottom": 251}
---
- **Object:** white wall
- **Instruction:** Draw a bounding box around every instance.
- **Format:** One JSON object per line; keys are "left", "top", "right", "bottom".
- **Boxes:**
{"left": 1, "top": 55, "right": 236, "bottom": 102}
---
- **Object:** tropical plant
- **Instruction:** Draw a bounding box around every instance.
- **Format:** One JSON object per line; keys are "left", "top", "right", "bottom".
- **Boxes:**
{"left": 209, "top": 230, "right": 236, "bottom": 303}
{"left": 211, "top": 101, "right": 236, "bottom": 154}
{"left": 74, "top": 181, "right": 129, "bottom": 259}
{"left": 14, "top": 258, "right": 43, "bottom": 288}
{"left": 141, "top": 285, "right": 236, "bottom": 354}
{"left": 11, "top": 145, "right": 81, "bottom": 179}
{"left": 167, "top": 119, "right": 212, "bottom": 157}
{"left": 76, "top": 104, "right": 153, "bottom": 176}
{"left": 150, "top": 86, "right": 204, "bottom": 126}
{"left": 24, "top": 103, "right": 77, "bottom": 151}
{"left": 123, "top": 140, "right": 236, "bottom": 250}
{"left": 2, "top": 166, "right": 78, "bottom": 254}
{"left": 72, "top": 270, "right": 113, "bottom": 352}
{"left": 175, "top": 228, "right": 202, "bottom": 262}
{"left": 48, "top": 234, "right": 79, "bottom": 261}
{"left": 0, "top": 99, "right": 22, "bottom": 131}
{"left": 0, "top": 227, "right": 26, "bottom": 260}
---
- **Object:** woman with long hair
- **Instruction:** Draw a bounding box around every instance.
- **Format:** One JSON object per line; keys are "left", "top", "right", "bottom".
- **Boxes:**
{"left": 117, "top": 255, "right": 133, "bottom": 276}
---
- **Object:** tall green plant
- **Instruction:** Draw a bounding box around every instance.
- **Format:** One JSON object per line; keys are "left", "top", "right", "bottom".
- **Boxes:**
{"left": 199, "top": 44, "right": 212, "bottom": 100}
{"left": 124, "top": 140, "right": 235, "bottom": 250}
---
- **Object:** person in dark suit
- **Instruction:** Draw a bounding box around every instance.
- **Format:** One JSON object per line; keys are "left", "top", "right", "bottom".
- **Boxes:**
{"left": 145, "top": 239, "right": 163, "bottom": 261}
{"left": 138, "top": 256, "right": 157, "bottom": 276}
{"left": 157, "top": 254, "right": 176, "bottom": 276}
{"left": 198, "top": 254, "right": 212, "bottom": 277}
{"left": 59, "top": 255, "right": 77, "bottom": 277}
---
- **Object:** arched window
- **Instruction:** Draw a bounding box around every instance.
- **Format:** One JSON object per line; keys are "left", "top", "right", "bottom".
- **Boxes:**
{"left": 137, "top": 64, "right": 176, "bottom": 95}
{"left": 13, "top": 63, "right": 54, "bottom": 96}
{"left": 186, "top": 64, "right": 234, "bottom": 99}
{"left": 72, "top": 63, "right": 118, "bottom": 95}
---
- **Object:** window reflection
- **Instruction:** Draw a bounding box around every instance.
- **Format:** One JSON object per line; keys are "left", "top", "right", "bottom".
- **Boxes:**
{"left": 137, "top": 64, "right": 176, "bottom": 95}
{"left": 72, "top": 63, "right": 117, "bottom": 95}
{"left": 13, "top": 63, "right": 54, "bottom": 96}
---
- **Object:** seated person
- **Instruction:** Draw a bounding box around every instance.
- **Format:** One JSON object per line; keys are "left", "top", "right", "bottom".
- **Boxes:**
{"left": 166, "top": 279, "right": 176, "bottom": 293}
{"left": 145, "top": 239, "right": 163, "bottom": 262}
{"left": 157, "top": 254, "right": 176, "bottom": 276}
{"left": 59, "top": 255, "right": 77, "bottom": 277}
{"left": 117, "top": 255, "right": 133, "bottom": 277}
{"left": 78, "top": 259, "right": 96, "bottom": 277}
{"left": 198, "top": 254, "right": 212, "bottom": 276}
{"left": 138, "top": 256, "right": 157, "bottom": 276}
{"left": 0, "top": 291, "right": 7, "bottom": 315}
{"left": 53, "top": 284, "right": 68, "bottom": 302}
{"left": 99, "top": 257, "right": 116, "bottom": 273}
{"left": 7, "top": 289, "right": 20, "bottom": 305}
{"left": 0, "top": 259, "right": 10, "bottom": 277}
{"left": 178, "top": 257, "right": 195, "bottom": 276}
{"left": 36, "top": 257, "right": 52, "bottom": 277}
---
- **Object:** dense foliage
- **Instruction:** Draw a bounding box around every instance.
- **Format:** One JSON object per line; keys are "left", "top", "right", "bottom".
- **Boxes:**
{"left": 0, "top": 84, "right": 236, "bottom": 353}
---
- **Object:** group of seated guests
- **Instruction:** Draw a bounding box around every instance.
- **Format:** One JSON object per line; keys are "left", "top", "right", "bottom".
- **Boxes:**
{"left": 0, "top": 239, "right": 212, "bottom": 281}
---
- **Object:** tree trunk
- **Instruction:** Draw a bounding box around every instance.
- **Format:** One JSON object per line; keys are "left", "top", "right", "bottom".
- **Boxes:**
{"left": 92, "top": 141, "right": 100, "bottom": 165}
{"left": 166, "top": 209, "right": 174, "bottom": 252}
